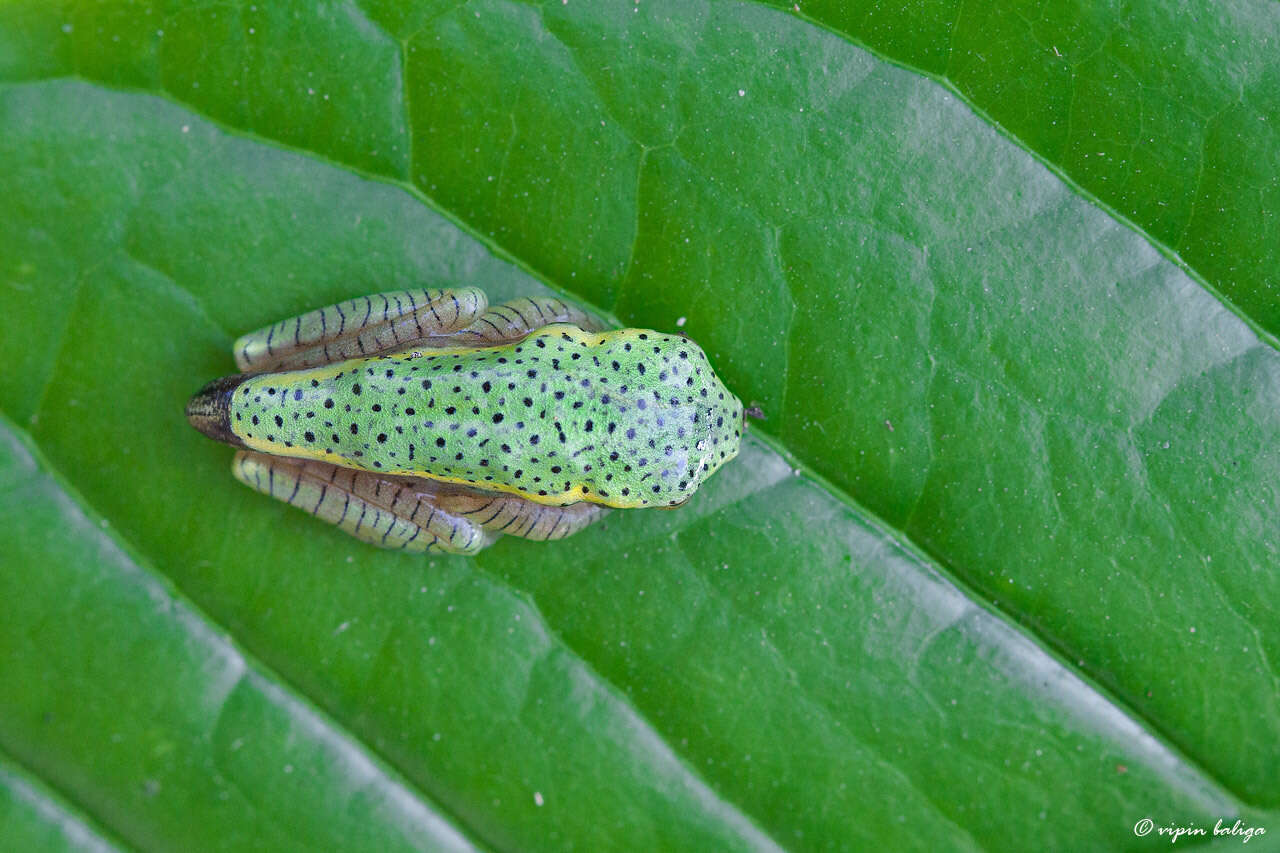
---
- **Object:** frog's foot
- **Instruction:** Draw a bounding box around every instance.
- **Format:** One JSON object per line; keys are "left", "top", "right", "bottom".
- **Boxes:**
{"left": 232, "top": 451, "right": 494, "bottom": 554}
{"left": 233, "top": 288, "right": 488, "bottom": 372}
{"left": 446, "top": 296, "right": 609, "bottom": 345}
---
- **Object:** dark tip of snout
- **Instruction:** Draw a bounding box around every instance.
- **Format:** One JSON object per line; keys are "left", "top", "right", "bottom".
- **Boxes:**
{"left": 186, "top": 374, "right": 249, "bottom": 448}
{"left": 744, "top": 405, "right": 766, "bottom": 422}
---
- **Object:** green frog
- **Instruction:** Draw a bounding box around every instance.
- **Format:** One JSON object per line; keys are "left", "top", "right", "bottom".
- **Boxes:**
{"left": 186, "top": 288, "right": 743, "bottom": 554}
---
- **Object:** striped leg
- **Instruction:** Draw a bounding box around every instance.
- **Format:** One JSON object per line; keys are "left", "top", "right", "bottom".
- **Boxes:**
{"left": 233, "top": 451, "right": 494, "bottom": 554}
{"left": 443, "top": 295, "right": 609, "bottom": 346}
{"left": 232, "top": 451, "right": 611, "bottom": 553}
{"left": 233, "top": 288, "right": 488, "bottom": 372}
{"left": 428, "top": 487, "right": 611, "bottom": 542}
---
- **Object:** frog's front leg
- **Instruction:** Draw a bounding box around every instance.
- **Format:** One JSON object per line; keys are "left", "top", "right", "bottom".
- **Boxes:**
{"left": 234, "top": 288, "right": 487, "bottom": 372}
{"left": 233, "top": 451, "right": 495, "bottom": 554}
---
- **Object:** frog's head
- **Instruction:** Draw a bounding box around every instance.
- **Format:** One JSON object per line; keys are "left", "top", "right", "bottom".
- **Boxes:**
{"left": 185, "top": 374, "right": 250, "bottom": 448}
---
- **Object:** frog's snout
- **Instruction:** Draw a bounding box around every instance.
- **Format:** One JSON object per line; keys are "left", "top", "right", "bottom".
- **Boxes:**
{"left": 186, "top": 374, "right": 248, "bottom": 448}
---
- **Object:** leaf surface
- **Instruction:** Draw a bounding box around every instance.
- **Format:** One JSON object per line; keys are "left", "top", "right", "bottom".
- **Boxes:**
{"left": 1, "top": 1, "right": 1277, "bottom": 850}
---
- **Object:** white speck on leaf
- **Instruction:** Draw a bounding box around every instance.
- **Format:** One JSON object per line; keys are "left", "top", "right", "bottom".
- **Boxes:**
{"left": 534, "top": 792, "right": 545, "bottom": 806}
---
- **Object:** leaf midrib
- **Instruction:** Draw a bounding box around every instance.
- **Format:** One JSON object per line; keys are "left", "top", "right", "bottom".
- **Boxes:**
{"left": 0, "top": 743, "right": 132, "bottom": 853}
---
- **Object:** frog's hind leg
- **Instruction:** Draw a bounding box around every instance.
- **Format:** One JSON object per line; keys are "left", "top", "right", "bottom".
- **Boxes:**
{"left": 429, "top": 488, "right": 610, "bottom": 542}
{"left": 234, "top": 288, "right": 488, "bottom": 372}
{"left": 234, "top": 450, "right": 609, "bottom": 551}
{"left": 232, "top": 451, "right": 494, "bottom": 554}
{"left": 448, "top": 295, "right": 609, "bottom": 346}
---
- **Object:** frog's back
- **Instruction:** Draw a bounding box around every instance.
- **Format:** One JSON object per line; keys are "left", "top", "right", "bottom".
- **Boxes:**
{"left": 228, "top": 325, "right": 742, "bottom": 507}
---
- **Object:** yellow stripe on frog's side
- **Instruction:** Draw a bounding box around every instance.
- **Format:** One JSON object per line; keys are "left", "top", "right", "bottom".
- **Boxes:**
{"left": 238, "top": 434, "right": 653, "bottom": 509}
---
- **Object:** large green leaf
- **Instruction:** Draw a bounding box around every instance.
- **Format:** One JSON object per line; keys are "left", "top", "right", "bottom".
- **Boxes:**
{"left": 2, "top": 1, "right": 1277, "bottom": 850}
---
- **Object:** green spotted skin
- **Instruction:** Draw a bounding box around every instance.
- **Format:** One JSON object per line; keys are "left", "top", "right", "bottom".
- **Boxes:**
{"left": 229, "top": 324, "right": 742, "bottom": 508}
